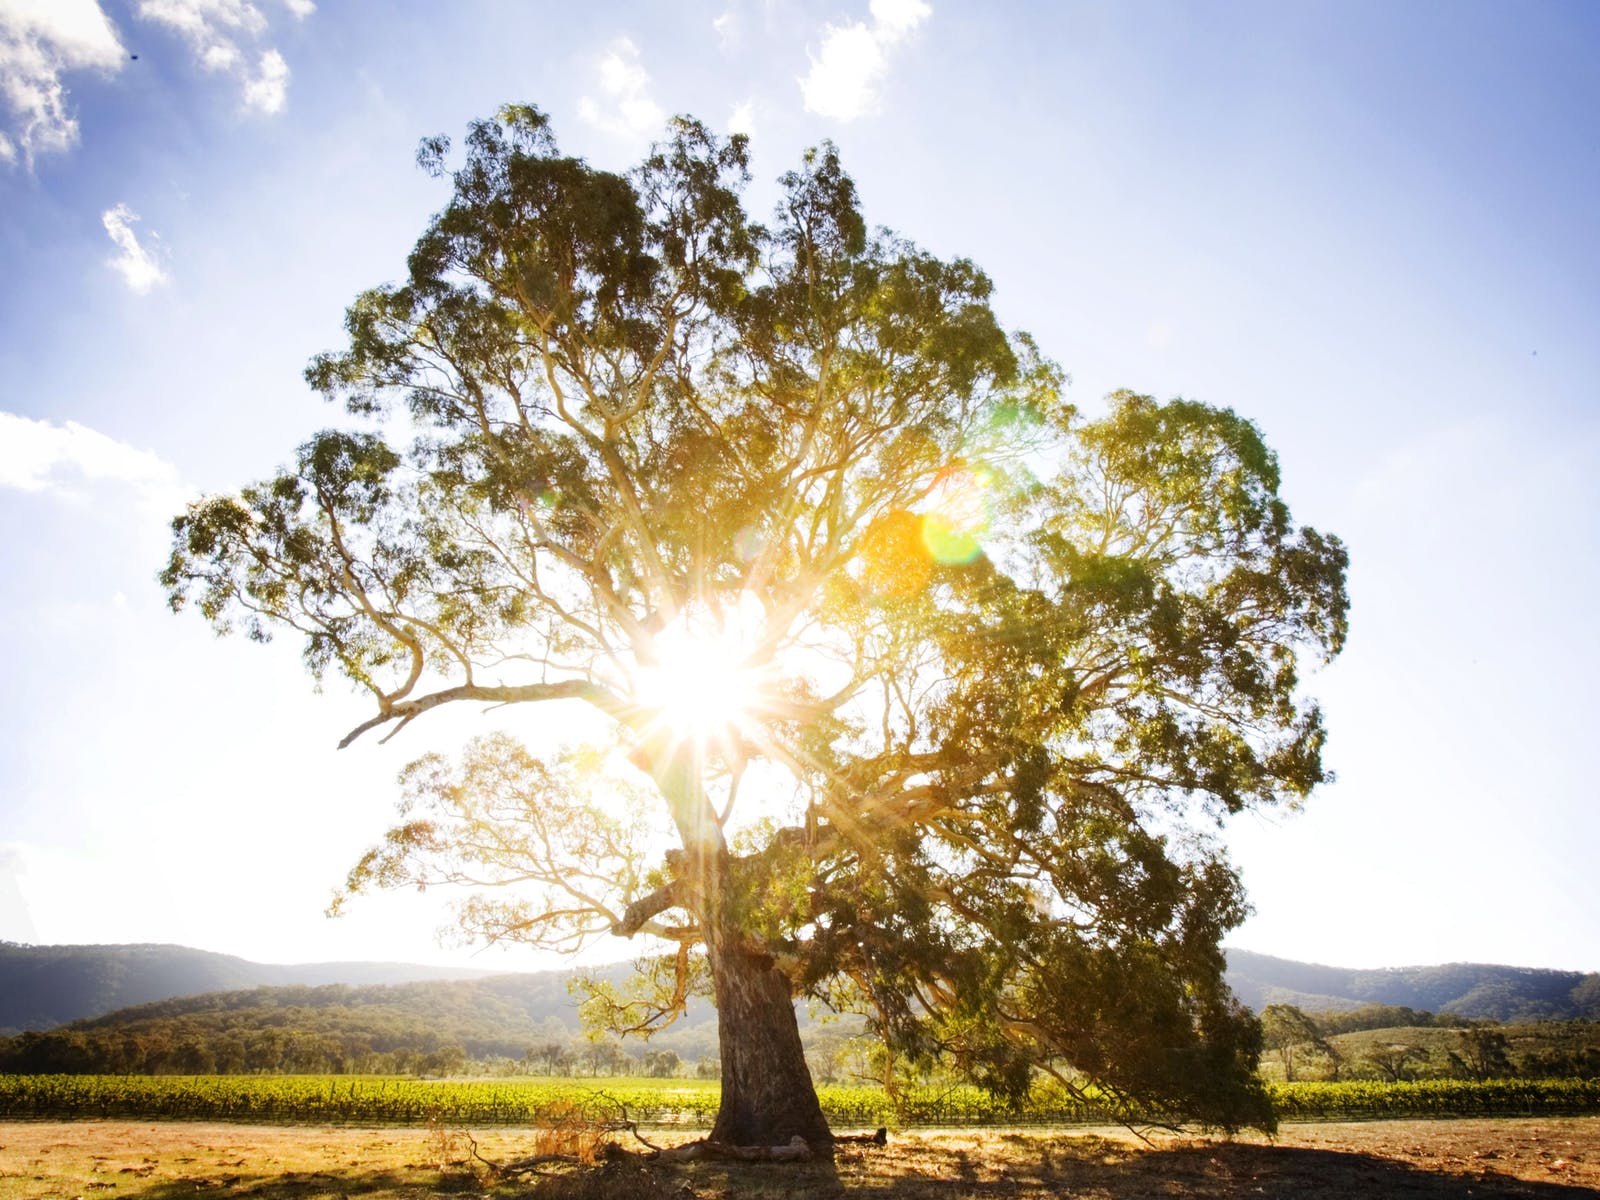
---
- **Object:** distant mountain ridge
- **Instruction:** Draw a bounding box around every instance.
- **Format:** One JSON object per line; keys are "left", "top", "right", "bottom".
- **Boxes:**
{"left": 5, "top": 941, "right": 1597, "bottom": 1038}
{"left": 1224, "top": 949, "right": 1600, "bottom": 1022}
{"left": 0, "top": 942, "right": 498, "bottom": 1034}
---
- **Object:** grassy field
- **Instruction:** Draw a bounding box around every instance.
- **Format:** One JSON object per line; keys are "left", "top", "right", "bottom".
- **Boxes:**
{"left": 2, "top": 1117, "right": 1598, "bottom": 1198}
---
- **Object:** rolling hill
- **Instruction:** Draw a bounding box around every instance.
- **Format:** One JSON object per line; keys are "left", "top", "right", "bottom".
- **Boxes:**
{"left": 0, "top": 941, "right": 497, "bottom": 1035}
{"left": 1224, "top": 949, "right": 1600, "bottom": 1021}
{"left": 0, "top": 961, "right": 724, "bottom": 1075}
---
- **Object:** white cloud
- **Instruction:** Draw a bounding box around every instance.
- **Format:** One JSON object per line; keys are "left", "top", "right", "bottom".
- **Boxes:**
{"left": 101, "top": 203, "right": 170, "bottom": 293}
{"left": 801, "top": 22, "right": 881, "bottom": 121}
{"left": 728, "top": 98, "right": 755, "bottom": 137}
{"left": 712, "top": 8, "right": 739, "bottom": 48}
{"left": 137, "top": 0, "right": 265, "bottom": 42}
{"left": 577, "top": 37, "right": 664, "bottom": 139}
{"left": 135, "top": 0, "right": 299, "bottom": 114}
{"left": 800, "top": 0, "right": 930, "bottom": 122}
{"left": 241, "top": 46, "right": 287, "bottom": 113}
{"left": 0, "top": 411, "right": 183, "bottom": 510}
{"left": 0, "top": 0, "right": 125, "bottom": 167}
{"left": 199, "top": 40, "right": 238, "bottom": 69}
{"left": 869, "top": 0, "right": 929, "bottom": 38}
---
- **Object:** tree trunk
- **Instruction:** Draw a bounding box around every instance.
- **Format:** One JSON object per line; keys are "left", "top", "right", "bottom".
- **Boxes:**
{"left": 706, "top": 933, "right": 833, "bottom": 1148}
{"left": 641, "top": 743, "right": 830, "bottom": 1147}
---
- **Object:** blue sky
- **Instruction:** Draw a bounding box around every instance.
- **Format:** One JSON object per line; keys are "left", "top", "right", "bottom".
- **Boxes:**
{"left": 2, "top": 0, "right": 1597, "bottom": 976}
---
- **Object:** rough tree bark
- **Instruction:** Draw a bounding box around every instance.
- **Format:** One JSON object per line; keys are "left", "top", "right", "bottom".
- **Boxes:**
{"left": 705, "top": 930, "right": 832, "bottom": 1147}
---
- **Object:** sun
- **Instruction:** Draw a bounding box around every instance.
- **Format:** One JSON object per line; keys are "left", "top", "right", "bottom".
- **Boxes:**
{"left": 633, "top": 599, "right": 768, "bottom": 744}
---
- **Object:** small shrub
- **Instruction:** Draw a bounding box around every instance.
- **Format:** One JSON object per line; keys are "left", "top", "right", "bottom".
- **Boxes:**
{"left": 528, "top": 1098, "right": 617, "bottom": 1165}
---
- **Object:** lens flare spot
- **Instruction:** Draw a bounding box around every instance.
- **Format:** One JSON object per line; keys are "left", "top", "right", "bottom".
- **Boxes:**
{"left": 921, "top": 466, "right": 992, "bottom": 564}
{"left": 733, "top": 525, "right": 766, "bottom": 563}
{"left": 858, "top": 509, "right": 932, "bottom": 595}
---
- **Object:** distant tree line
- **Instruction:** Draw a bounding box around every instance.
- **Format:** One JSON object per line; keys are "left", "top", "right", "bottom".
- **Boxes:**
{"left": 1310, "top": 1005, "right": 1474, "bottom": 1035}
{"left": 0, "top": 1023, "right": 727, "bottom": 1079}
{"left": 1260, "top": 1003, "right": 1600, "bottom": 1084}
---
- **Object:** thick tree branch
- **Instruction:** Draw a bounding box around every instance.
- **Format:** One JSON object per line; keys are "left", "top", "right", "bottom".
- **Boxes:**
{"left": 338, "top": 679, "right": 633, "bottom": 748}
{"left": 613, "top": 879, "right": 686, "bottom": 937}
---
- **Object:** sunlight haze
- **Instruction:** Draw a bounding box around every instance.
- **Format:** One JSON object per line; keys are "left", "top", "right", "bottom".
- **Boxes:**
{"left": 1, "top": 0, "right": 1596, "bottom": 977}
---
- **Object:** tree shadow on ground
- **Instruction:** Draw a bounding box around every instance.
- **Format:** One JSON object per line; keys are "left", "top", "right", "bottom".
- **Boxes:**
{"left": 121, "top": 1152, "right": 791, "bottom": 1200}
{"left": 677, "top": 1136, "right": 1600, "bottom": 1199}
{"left": 122, "top": 1163, "right": 482, "bottom": 1199}
{"left": 100, "top": 1138, "right": 1600, "bottom": 1200}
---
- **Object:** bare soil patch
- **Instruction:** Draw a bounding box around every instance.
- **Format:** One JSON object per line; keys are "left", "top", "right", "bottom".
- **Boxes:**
{"left": 0, "top": 1117, "right": 1595, "bottom": 1198}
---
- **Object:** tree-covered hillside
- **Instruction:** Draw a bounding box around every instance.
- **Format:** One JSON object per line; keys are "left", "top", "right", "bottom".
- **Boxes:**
{"left": 1225, "top": 950, "right": 1600, "bottom": 1021}
{"left": 0, "top": 964, "right": 733, "bottom": 1076}
{"left": 0, "top": 942, "right": 495, "bottom": 1034}
{"left": 6, "top": 945, "right": 1600, "bottom": 1081}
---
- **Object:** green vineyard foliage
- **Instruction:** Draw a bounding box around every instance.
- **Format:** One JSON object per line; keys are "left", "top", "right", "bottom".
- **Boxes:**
{"left": 0, "top": 1076, "right": 719, "bottom": 1127}
{"left": 0, "top": 1074, "right": 1596, "bottom": 1127}
{"left": 1268, "top": 1078, "right": 1600, "bottom": 1121}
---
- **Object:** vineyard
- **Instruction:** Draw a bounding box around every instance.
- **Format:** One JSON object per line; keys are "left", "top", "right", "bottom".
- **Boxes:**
{"left": 1270, "top": 1078, "right": 1600, "bottom": 1120}
{"left": 1, "top": 1074, "right": 1597, "bottom": 1127}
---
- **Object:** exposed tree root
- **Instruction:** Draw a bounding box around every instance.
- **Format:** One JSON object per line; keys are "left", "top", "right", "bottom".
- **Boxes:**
{"left": 653, "top": 1126, "right": 886, "bottom": 1163}
{"left": 655, "top": 1136, "right": 813, "bottom": 1163}
{"left": 469, "top": 1125, "right": 889, "bottom": 1174}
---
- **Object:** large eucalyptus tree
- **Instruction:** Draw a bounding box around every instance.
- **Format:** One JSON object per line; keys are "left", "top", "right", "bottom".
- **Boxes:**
{"left": 165, "top": 105, "right": 1347, "bottom": 1145}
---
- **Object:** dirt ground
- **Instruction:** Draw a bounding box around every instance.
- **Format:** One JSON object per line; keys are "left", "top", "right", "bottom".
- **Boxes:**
{"left": 0, "top": 1117, "right": 1596, "bottom": 1198}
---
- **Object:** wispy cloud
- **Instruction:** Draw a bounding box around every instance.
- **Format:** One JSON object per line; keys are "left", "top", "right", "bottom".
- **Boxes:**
{"left": 0, "top": 0, "right": 125, "bottom": 168}
{"left": 102, "top": 203, "right": 170, "bottom": 293}
{"left": 135, "top": 0, "right": 308, "bottom": 114}
{"left": 0, "top": 411, "right": 183, "bottom": 511}
{"left": 728, "top": 98, "right": 755, "bottom": 137}
{"left": 800, "top": 0, "right": 930, "bottom": 122}
{"left": 577, "top": 37, "right": 664, "bottom": 139}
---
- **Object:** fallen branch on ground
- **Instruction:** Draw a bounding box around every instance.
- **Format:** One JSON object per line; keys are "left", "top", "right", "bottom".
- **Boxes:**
{"left": 656, "top": 1136, "right": 814, "bottom": 1163}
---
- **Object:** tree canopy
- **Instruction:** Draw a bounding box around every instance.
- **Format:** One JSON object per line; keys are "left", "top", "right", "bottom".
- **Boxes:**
{"left": 164, "top": 104, "right": 1348, "bottom": 1143}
